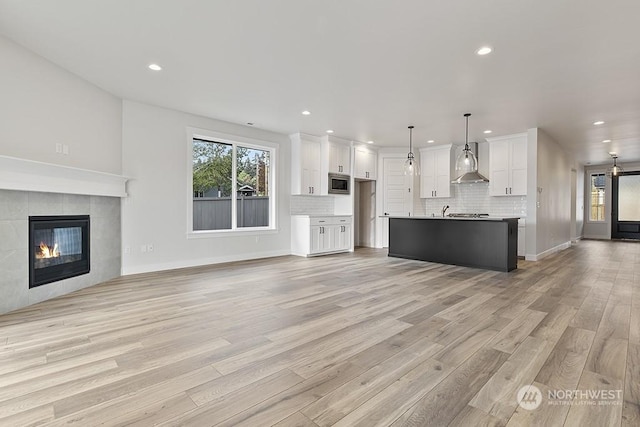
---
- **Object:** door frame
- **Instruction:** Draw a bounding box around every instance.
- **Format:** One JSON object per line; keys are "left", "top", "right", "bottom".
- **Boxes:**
{"left": 611, "top": 170, "right": 640, "bottom": 239}
{"left": 375, "top": 149, "right": 415, "bottom": 248}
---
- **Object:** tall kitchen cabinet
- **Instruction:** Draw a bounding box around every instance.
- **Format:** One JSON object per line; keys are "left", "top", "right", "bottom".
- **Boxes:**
{"left": 290, "top": 133, "right": 322, "bottom": 195}
{"left": 487, "top": 133, "right": 527, "bottom": 196}
{"left": 419, "top": 145, "right": 454, "bottom": 198}
{"left": 354, "top": 145, "right": 377, "bottom": 180}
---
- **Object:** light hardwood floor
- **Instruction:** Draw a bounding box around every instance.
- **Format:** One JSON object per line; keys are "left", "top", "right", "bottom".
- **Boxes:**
{"left": 0, "top": 240, "right": 639, "bottom": 426}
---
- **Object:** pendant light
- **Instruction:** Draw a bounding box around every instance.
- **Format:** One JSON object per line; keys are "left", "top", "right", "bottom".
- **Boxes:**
{"left": 451, "top": 113, "right": 489, "bottom": 183}
{"left": 404, "top": 125, "right": 420, "bottom": 176}
{"left": 607, "top": 154, "right": 624, "bottom": 177}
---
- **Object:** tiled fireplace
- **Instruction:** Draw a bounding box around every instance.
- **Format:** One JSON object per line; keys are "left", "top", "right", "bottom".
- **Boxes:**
{"left": 0, "top": 190, "right": 121, "bottom": 315}
{"left": 29, "top": 215, "right": 90, "bottom": 288}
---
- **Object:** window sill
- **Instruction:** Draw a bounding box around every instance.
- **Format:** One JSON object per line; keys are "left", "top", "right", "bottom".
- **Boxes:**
{"left": 187, "top": 228, "right": 278, "bottom": 239}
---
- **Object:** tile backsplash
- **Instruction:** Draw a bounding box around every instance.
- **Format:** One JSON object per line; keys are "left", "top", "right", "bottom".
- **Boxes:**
{"left": 420, "top": 182, "right": 527, "bottom": 218}
{"left": 290, "top": 195, "right": 335, "bottom": 215}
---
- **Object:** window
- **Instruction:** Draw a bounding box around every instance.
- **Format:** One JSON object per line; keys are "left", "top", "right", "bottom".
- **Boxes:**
{"left": 589, "top": 173, "right": 605, "bottom": 221}
{"left": 191, "top": 134, "right": 275, "bottom": 232}
{"left": 618, "top": 173, "right": 640, "bottom": 221}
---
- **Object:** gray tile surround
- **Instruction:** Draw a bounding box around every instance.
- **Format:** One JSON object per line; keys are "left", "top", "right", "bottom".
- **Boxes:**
{"left": 0, "top": 189, "right": 121, "bottom": 315}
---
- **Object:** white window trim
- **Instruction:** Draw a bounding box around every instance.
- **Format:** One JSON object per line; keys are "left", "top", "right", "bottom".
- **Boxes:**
{"left": 587, "top": 170, "right": 607, "bottom": 224}
{"left": 186, "top": 127, "right": 278, "bottom": 237}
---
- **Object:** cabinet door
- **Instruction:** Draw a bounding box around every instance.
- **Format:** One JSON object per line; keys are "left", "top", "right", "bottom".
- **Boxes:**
{"left": 302, "top": 140, "right": 321, "bottom": 195}
{"left": 434, "top": 148, "right": 452, "bottom": 198}
{"left": 365, "top": 150, "right": 377, "bottom": 180}
{"left": 310, "top": 226, "right": 322, "bottom": 253}
{"left": 310, "top": 225, "right": 333, "bottom": 253}
{"left": 336, "top": 225, "right": 351, "bottom": 250}
{"left": 420, "top": 150, "right": 436, "bottom": 198}
{"left": 355, "top": 147, "right": 377, "bottom": 180}
{"left": 329, "top": 143, "right": 351, "bottom": 175}
{"left": 435, "top": 174, "right": 451, "bottom": 198}
{"left": 509, "top": 138, "right": 528, "bottom": 196}
{"left": 489, "top": 140, "right": 510, "bottom": 196}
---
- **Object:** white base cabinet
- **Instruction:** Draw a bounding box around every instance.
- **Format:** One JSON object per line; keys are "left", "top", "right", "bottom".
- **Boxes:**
{"left": 518, "top": 219, "right": 526, "bottom": 257}
{"left": 292, "top": 216, "right": 352, "bottom": 256}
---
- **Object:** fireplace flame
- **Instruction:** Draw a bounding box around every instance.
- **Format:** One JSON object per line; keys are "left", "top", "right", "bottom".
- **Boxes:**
{"left": 38, "top": 242, "right": 60, "bottom": 258}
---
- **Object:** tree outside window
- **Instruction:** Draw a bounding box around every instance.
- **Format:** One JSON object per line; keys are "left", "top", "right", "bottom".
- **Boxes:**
{"left": 192, "top": 138, "right": 272, "bottom": 231}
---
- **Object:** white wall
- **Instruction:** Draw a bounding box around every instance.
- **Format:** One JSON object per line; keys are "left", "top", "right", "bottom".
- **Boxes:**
{"left": 121, "top": 100, "right": 291, "bottom": 275}
{"left": 531, "top": 129, "right": 572, "bottom": 258}
{"left": 0, "top": 35, "right": 122, "bottom": 174}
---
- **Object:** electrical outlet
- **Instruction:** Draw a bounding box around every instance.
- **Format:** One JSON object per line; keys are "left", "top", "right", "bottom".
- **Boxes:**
{"left": 147, "top": 244, "right": 154, "bottom": 252}
{"left": 124, "top": 246, "right": 131, "bottom": 254}
{"left": 141, "top": 245, "right": 147, "bottom": 253}
{"left": 62, "top": 144, "right": 69, "bottom": 155}
{"left": 55, "top": 143, "right": 62, "bottom": 154}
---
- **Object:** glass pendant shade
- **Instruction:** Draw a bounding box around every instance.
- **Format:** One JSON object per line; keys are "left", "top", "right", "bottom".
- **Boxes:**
{"left": 607, "top": 156, "right": 624, "bottom": 177}
{"left": 404, "top": 125, "right": 420, "bottom": 176}
{"left": 455, "top": 144, "right": 478, "bottom": 174}
{"left": 404, "top": 154, "right": 420, "bottom": 176}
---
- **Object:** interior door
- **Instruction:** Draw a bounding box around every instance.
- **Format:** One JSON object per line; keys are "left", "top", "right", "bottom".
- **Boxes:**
{"left": 382, "top": 158, "right": 413, "bottom": 247}
{"left": 612, "top": 171, "right": 640, "bottom": 239}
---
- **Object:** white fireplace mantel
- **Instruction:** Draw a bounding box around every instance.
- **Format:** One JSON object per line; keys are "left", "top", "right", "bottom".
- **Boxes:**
{"left": 0, "top": 155, "right": 128, "bottom": 197}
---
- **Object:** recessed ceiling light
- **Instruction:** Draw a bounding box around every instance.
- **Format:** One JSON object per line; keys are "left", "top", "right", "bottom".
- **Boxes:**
{"left": 483, "top": 130, "right": 492, "bottom": 134}
{"left": 593, "top": 120, "right": 605, "bottom": 125}
{"left": 476, "top": 46, "right": 492, "bottom": 56}
{"left": 301, "top": 110, "right": 311, "bottom": 116}
{"left": 148, "top": 63, "right": 162, "bottom": 71}
{"left": 602, "top": 139, "right": 611, "bottom": 143}
{"left": 427, "top": 140, "right": 435, "bottom": 143}
{"left": 326, "top": 130, "right": 334, "bottom": 134}
{"left": 367, "top": 140, "right": 374, "bottom": 144}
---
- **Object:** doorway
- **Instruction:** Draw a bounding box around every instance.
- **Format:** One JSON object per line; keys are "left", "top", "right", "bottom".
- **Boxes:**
{"left": 354, "top": 180, "right": 376, "bottom": 247}
{"left": 611, "top": 171, "right": 640, "bottom": 239}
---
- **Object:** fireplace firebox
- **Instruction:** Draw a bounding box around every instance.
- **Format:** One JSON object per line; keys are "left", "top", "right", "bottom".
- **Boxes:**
{"left": 29, "top": 215, "right": 90, "bottom": 288}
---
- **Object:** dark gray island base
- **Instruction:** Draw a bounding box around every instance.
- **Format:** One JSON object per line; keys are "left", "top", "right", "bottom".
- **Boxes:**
{"left": 388, "top": 217, "right": 519, "bottom": 272}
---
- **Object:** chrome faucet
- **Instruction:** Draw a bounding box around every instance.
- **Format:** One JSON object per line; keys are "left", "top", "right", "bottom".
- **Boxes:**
{"left": 442, "top": 205, "right": 450, "bottom": 217}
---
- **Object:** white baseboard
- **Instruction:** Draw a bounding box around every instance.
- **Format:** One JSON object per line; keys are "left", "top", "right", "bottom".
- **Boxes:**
{"left": 525, "top": 241, "right": 571, "bottom": 261}
{"left": 122, "top": 249, "right": 291, "bottom": 276}
{"left": 582, "top": 234, "right": 610, "bottom": 240}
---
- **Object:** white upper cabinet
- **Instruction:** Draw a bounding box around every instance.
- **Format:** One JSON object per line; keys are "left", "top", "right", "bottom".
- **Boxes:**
{"left": 290, "top": 133, "right": 322, "bottom": 195}
{"left": 328, "top": 141, "right": 351, "bottom": 175}
{"left": 487, "top": 133, "right": 527, "bottom": 196}
{"left": 354, "top": 145, "right": 377, "bottom": 180}
{"left": 419, "top": 145, "right": 453, "bottom": 198}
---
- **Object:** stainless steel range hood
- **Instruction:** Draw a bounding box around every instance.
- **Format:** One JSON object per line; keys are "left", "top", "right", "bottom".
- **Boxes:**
{"left": 451, "top": 142, "right": 489, "bottom": 184}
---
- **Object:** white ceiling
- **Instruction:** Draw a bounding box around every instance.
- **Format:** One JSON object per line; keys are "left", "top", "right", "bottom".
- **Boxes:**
{"left": 1, "top": 0, "right": 639, "bottom": 166}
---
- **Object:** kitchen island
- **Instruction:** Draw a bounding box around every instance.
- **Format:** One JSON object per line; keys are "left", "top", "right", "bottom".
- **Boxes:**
{"left": 388, "top": 216, "right": 519, "bottom": 272}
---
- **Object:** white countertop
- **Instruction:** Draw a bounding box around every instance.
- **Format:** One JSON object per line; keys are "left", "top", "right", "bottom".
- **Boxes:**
{"left": 292, "top": 214, "right": 352, "bottom": 218}
{"left": 382, "top": 215, "right": 520, "bottom": 221}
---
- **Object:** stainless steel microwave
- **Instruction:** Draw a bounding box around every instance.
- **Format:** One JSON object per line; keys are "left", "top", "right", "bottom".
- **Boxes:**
{"left": 328, "top": 173, "right": 350, "bottom": 194}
